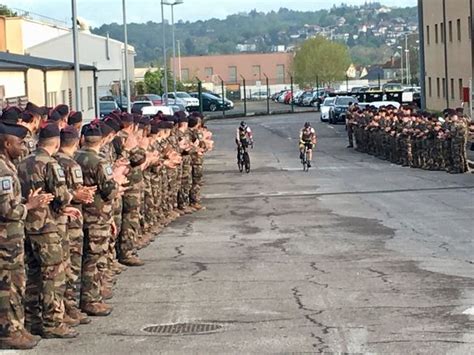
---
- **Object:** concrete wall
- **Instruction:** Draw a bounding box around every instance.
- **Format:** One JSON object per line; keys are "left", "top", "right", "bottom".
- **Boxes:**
{"left": 0, "top": 71, "right": 26, "bottom": 98}
{"left": 27, "top": 32, "right": 135, "bottom": 96}
{"left": 422, "top": 0, "right": 472, "bottom": 111}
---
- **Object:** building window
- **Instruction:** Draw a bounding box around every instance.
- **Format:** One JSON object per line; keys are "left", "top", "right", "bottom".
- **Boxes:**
{"left": 80, "top": 87, "right": 84, "bottom": 111}
{"left": 440, "top": 22, "right": 445, "bottom": 43}
{"left": 181, "top": 68, "right": 189, "bottom": 82}
{"left": 228, "top": 66, "right": 237, "bottom": 82}
{"left": 252, "top": 65, "right": 261, "bottom": 80}
{"left": 426, "top": 25, "right": 430, "bottom": 45}
{"left": 276, "top": 64, "right": 285, "bottom": 84}
{"left": 428, "top": 77, "right": 432, "bottom": 97}
{"left": 450, "top": 78, "right": 455, "bottom": 99}
{"left": 87, "top": 86, "right": 93, "bottom": 110}
{"left": 442, "top": 78, "right": 446, "bottom": 98}
{"left": 436, "top": 77, "right": 440, "bottom": 97}
{"left": 435, "top": 24, "right": 439, "bottom": 43}
{"left": 457, "top": 19, "right": 461, "bottom": 41}
{"left": 459, "top": 78, "right": 463, "bottom": 100}
{"left": 448, "top": 21, "right": 453, "bottom": 42}
{"left": 47, "top": 92, "right": 57, "bottom": 106}
{"left": 204, "top": 67, "right": 213, "bottom": 78}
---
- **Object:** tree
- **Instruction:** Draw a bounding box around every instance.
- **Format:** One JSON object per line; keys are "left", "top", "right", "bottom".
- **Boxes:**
{"left": 144, "top": 70, "right": 162, "bottom": 94}
{"left": 292, "top": 36, "right": 351, "bottom": 87}
{"left": 0, "top": 5, "right": 17, "bottom": 17}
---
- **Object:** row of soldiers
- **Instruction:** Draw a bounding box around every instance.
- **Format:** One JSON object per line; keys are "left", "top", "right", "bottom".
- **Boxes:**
{"left": 346, "top": 105, "right": 470, "bottom": 173}
{"left": 0, "top": 102, "right": 213, "bottom": 349}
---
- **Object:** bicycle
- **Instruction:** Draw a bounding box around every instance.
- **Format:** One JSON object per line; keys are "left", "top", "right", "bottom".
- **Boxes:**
{"left": 300, "top": 142, "right": 312, "bottom": 172}
{"left": 237, "top": 141, "right": 252, "bottom": 173}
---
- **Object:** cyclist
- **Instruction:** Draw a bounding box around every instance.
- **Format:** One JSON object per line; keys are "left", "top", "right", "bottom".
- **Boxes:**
{"left": 299, "top": 122, "right": 316, "bottom": 167}
{"left": 236, "top": 121, "right": 253, "bottom": 154}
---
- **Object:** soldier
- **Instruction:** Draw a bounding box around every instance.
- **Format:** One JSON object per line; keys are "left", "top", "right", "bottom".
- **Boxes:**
{"left": 75, "top": 124, "right": 120, "bottom": 316}
{"left": 176, "top": 113, "right": 194, "bottom": 214}
{"left": 17, "top": 124, "right": 80, "bottom": 338}
{"left": 0, "top": 123, "right": 54, "bottom": 349}
{"left": 67, "top": 111, "right": 83, "bottom": 132}
{"left": 55, "top": 126, "right": 95, "bottom": 325}
{"left": 188, "top": 114, "right": 206, "bottom": 210}
{"left": 20, "top": 102, "right": 43, "bottom": 156}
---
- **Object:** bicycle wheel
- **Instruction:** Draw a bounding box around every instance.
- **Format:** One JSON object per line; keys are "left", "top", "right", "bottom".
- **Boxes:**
{"left": 244, "top": 152, "right": 251, "bottom": 173}
{"left": 302, "top": 148, "right": 307, "bottom": 171}
{"left": 305, "top": 150, "right": 311, "bottom": 172}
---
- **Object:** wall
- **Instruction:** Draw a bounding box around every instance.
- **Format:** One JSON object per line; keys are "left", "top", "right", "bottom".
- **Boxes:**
{"left": 0, "top": 71, "right": 26, "bottom": 98}
{"left": 423, "top": 0, "right": 472, "bottom": 111}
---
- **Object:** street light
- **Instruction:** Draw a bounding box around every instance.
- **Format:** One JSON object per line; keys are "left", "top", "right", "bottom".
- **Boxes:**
{"left": 164, "top": 0, "right": 183, "bottom": 95}
{"left": 397, "top": 45, "right": 404, "bottom": 84}
{"left": 71, "top": 0, "right": 81, "bottom": 112}
{"left": 122, "top": 0, "right": 131, "bottom": 113}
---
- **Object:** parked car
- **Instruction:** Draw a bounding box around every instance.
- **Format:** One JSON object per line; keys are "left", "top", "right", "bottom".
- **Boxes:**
{"left": 358, "top": 101, "right": 401, "bottom": 109}
{"left": 249, "top": 90, "right": 268, "bottom": 100}
{"left": 383, "top": 83, "right": 403, "bottom": 92}
{"left": 206, "top": 92, "right": 234, "bottom": 108}
{"left": 134, "top": 94, "right": 163, "bottom": 105}
{"left": 283, "top": 90, "right": 293, "bottom": 104}
{"left": 277, "top": 90, "right": 289, "bottom": 103}
{"left": 165, "top": 92, "right": 200, "bottom": 111}
{"left": 299, "top": 91, "right": 315, "bottom": 106}
{"left": 189, "top": 92, "right": 232, "bottom": 112}
{"left": 272, "top": 90, "right": 286, "bottom": 101}
{"left": 320, "top": 97, "right": 336, "bottom": 122}
{"left": 141, "top": 105, "right": 174, "bottom": 116}
{"left": 114, "top": 95, "right": 129, "bottom": 111}
{"left": 131, "top": 101, "right": 153, "bottom": 114}
{"left": 292, "top": 90, "right": 304, "bottom": 105}
{"left": 329, "top": 96, "right": 358, "bottom": 124}
{"left": 99, "top": 101, "right": 119, "bottom": 117}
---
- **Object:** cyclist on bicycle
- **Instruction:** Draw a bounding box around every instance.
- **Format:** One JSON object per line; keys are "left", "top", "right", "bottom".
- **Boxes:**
{"left": 299, "top": 122, "right": 316, "bottom": 167}
{"left": 236, "top": 121, "right": 253, "bottom": 152}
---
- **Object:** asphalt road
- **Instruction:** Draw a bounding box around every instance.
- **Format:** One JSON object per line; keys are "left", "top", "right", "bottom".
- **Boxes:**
{"left": 23, "top": 113, "right": 474, "bottom": 354}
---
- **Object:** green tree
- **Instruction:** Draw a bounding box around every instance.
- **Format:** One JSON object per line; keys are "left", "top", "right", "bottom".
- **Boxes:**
{"left": 144, "top": 70, "right": 162, "bottom": 94}
{"left": 292, "top": 36, "right": 351, "bottom": 87}
{"left": 0, "top": 5, "right": 17, "bottom": 17}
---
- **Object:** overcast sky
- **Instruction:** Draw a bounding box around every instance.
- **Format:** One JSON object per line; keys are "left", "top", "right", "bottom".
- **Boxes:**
{"left": 4, "top": 0, "right": 417, "bottom": 27}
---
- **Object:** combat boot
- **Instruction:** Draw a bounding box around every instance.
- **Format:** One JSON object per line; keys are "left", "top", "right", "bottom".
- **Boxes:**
{"left": 20, "top": 329, "right": 41, "bottom": 343}
{"left": 67, "top": 305, "right": 91, "bottom": 325}
{"left": 41, "top": 324, "right": 79, "bottom": 339}
{"left": 190, "top": 203, "right": 205, "bottom": 211}
{"left": 119, "top": 255, "right": 145, "bottom": 267}
{"left": 63, "top": 313, "right": 80, "bottom": 327}
{"left": 101, "top": 287, "right": 113, "bottom": 300}
{"left": 81, "top": 302, "right": 113, "bottom": 317}
{"left": 0, "top": 331, "right": 39, "bottom": 349}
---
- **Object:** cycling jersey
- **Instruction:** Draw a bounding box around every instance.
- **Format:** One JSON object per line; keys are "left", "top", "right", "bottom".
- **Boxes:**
{"left": 237, "top": 126, "right": 253, "bottom": 143}
{"left": 300, "top": 127, "right": 315, "bottom": 142}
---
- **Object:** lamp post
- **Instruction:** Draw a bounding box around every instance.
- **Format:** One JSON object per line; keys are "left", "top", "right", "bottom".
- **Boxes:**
{"left": 71, "top": 0, "right": 81, "bottom": 112}
{"left": 160, "top": 0, "right": 169, "bottom": 105}
{"left": 397, "top": 45, "right": 404, "bottom": 84}
{"left": 162, "top": 0, "right": 183, "bottom": 99}
{"left": 122, "top": 0, "right": 131, "bottom": 112}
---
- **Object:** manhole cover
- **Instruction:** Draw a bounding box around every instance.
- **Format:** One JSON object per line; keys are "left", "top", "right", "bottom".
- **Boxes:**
{"left": 143, "top": 323, "right": 223, "bottom": 335}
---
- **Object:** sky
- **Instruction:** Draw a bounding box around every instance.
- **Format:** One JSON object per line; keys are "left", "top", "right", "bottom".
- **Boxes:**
{"left": 4, "top": 0, "right": 417, "bottom": 27}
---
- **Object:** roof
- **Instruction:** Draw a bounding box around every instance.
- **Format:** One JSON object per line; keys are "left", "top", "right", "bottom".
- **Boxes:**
{"left": 0, "top": 51, "right": 96, "bottom": 71}
{"left": 0, "top": 60, "right": 28, "bottom": 72}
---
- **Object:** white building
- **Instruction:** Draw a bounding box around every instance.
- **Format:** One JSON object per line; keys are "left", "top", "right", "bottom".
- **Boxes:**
{"left": 26, "top": 27, "right": 135, "bottom": 97}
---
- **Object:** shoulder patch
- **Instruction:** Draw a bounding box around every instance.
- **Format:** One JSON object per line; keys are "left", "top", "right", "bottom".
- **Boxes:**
{"left": 28, "top": 140, "right": 36, "bottom": 149}
{"left": 71, "top": 167, "right": 84, "bottom": 185}
{"left": 101, "top": 163, "right": 114, "bottom": 179}
{"left": 51, "top": 163, "right": 66, "bottom": 183}
{"left": 0, "top": 176, "right": 13, "bottom": 195}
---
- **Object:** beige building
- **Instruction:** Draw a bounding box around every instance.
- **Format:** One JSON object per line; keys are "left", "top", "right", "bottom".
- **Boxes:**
{"left": 0, "top": 51, "right": 97, "bottom": 120}
{"left": 420, "top": 0, "right": 473, "bottom": 111}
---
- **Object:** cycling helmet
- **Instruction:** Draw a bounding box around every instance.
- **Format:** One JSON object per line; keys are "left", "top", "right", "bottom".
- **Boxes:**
{"left": 304, "top": 122, "right": 311, "bottom": 128}
{"left": 239, "top": 121, "right": 247, "bottom": 130}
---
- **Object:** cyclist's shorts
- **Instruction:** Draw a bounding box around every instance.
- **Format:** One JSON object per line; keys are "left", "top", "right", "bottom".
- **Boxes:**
{"left": 300, "top": 141, "right": 313, "bottom": 149}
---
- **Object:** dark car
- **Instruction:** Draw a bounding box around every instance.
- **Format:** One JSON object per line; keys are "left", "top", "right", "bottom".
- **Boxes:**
{"left": 99, "top": 101, "right": 119, "bottom": 117}
{"left": 189, "top": 92, "right": 231, "bottom": 112}
{"left": 329, "top": 96, "right": 358, "bottom": 124}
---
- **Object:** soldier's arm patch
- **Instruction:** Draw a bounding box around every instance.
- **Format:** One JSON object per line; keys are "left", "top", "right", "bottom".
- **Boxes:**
{"left": 71, "top": 167, "right": 84, "bottom": 185}
{"left": 101, "top": 163, "right": 114, "bottom": 180}
{"left": 0, "top": 176, "right": 13, "bottom": 195}
{"left": 51, "top": 163, "right": 66, "bottom": 183}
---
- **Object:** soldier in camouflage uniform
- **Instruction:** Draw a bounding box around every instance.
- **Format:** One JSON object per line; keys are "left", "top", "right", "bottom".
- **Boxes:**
{"left": 17, "top": 124, "right": 79, "bottom": 338}
{"left": 55, "top": 126, "right": 95, "bottom": 325}
{"left": 177, "top": 114, "right": 194, "bottom": 214}
{"left": 75, "top": 125, "right": 119, "bottom": 317}
{"left": 0, "top": 122, "right": 53, "bottom": 349}
{"left": 188, "top": 114, "right": 206, "bottom": 210}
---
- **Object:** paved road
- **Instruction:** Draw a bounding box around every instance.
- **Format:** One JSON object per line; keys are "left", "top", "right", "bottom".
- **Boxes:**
{"left": 27, "top": 113, "right": 473, "bottom": 354}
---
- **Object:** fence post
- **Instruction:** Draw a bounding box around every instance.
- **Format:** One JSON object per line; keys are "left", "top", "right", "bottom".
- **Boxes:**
{"left": 265, "top": 74, "right": 270, "bottom": 115}
{"left": 346, "top": 75, "right": 349, "bottom": 92}
{"left": 219, "top": 76, "right": 226, "bottom": 119}
{"left": 196, "top": 77, "right": 203, "bottom": 114}
{"left": 290, "top": 76, "right": 294, "bottom": 113}
{"left": 240, "top": 74, "right": 247, "bottom": 116}
{"left": 378, "top": 73, "right": 381, "bottom": 89}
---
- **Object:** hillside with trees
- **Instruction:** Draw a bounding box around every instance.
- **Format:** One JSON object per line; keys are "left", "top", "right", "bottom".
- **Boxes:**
{"left": 93, "top": 2, "right": 418, "bottom": 67}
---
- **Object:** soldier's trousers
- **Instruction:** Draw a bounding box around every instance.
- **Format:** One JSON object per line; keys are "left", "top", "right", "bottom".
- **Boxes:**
{"left": 0, "top": 231, "right": 26, "bottom": 336}
{"left": 109, "top": 197, "right": 123, "bottom": 267}
{"left": 81, "top": 226, "right": 109, "bottom": 304}
{"left": 190, "top": 164, "right": 203, "bottom": 204}
{"left": 67, "top": 227, "right": 84, "bottom": 306}
{"left": 25, "top": 232, "right": 66, "bottom": 329}
{"left": 178, "top": 158, "right": 192, "bottom": 208}
{"left": 346, "top": 124, "right": 354, "bottom": 147}
{"left": 119, "top": 210, "right": 140, "bottom": 258}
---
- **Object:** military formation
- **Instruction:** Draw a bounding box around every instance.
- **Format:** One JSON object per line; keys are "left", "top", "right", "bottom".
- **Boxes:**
{"left": 346, "top": 105, "right": 471, "bottom": 173}
{"left": 0, "top": 102, "right": 213, "bottom": 349}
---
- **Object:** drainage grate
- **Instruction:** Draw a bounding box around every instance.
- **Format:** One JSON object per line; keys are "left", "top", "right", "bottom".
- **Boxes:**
{"left": 143, "top": 323, "right": 223, "bottom": 335}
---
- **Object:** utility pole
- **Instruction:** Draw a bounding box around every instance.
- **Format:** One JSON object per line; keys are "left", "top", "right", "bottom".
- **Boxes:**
{"left": 161, "top": 0, "right": 169, "bottom": 105}
{"left": 122, "top": 0, "right": 131, "bottom": 113}
{"left": 171, "top": 4, "right": 177, "bottom": 94}
{"left": 71, "top": 0, "right": 81, "bottom": 112}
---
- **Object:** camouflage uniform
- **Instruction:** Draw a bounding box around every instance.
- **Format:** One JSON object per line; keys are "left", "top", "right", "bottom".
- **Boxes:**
{"left": 177, "top": 130, "right": 192, "bottom": 210}
{"left": 189, "top": 128, "right": 205, "bottom": 205}
{"left": 17, "top": 148, "right": 71, "bottom": 331}
{"left": 0, "top": 153, "right": 28, "bottom": 337}
{"left": 74, "top": 148, "right": 118, "bottom": 306}
{"left": 55, "top": 151, "right": 84, "bottom": 313}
